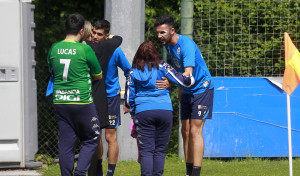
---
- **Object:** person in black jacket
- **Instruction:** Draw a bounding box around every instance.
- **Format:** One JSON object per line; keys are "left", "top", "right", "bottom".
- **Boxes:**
{"left": 85, "top": 19, "right": 123, "bottom": 176}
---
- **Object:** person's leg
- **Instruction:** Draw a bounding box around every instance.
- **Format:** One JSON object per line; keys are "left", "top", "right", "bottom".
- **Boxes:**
{"left": 134, "top": 111, "right": 156, "bottom": 176}
{"left": 73, "top": 103, "right": 101, "bottom": 176}
{"left": 54, "top": 104, "right": 77, "bottom": 176}
{"left": 180, "top": 94, "right": 193, "bottom": 176}
{"left": 56, "top": 116, "right": 77, "bottom": 175}
{"left": 105, "top": 128, "right": 118, "bottom": 176}
{"left": 190, "top": 88, "right": 214, "bottom": 176}
{"left": 88, "top": 131, "right": 102, "bottom": 176}
{"left": 153, "top": 110, "right": 173, "bottom": 176}
{"left": 190, "top": 119, "right": 206, "bottom": 167}
{"left": 105, "top": 95, "right": 121, "bottom": 176}
{"left": 189, "top": 119, "right": 205, "bottom": 176}
{"left": 181, "top": 119, "right": 192, "bottom": 162}
{"left": 182, "top": 119, "right": 194, "bottom": 176}
{"left": 96, "top": 133, "right": 104, "bottom": 176}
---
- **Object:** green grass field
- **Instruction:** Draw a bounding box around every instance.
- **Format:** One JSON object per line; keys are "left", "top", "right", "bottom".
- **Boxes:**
{"left": 39, "top": 157, "right": 300, "bottom": 176}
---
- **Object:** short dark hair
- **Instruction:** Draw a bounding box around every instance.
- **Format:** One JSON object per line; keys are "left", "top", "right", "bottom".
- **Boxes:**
{"left": 65, "top": 13, "right": 85, "bottom": 35}
{"left": 154, "top": 14, "right": 175, "bottom": 28}
{"left": 132, "top": 41, "right": 162, "bottom": 71}
{"left": 93, "top": 19, "right": 110, "bottom": 34}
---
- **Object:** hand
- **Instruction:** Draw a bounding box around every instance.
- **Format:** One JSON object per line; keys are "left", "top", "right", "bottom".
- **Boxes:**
{"left": 108, "top": 34, "right": 114, "bottom": 39}
{"left": 156, "top": 77, "right": 170, "bottom": 90}
{"left": 123, "top": 102, "right": 129, "bottom": 114}
{"left": 183, "top": 67, "right": 193, "bottom": 76}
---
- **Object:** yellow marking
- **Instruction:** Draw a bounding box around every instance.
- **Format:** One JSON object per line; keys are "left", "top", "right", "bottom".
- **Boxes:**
{"left": 289, "top": 51, "right": 300, "bottom": 76}
{"left": 54, "top": 101, "right": 93, "bottom": 105}
{"left": 63, "top": 39, "right": 77, "bottom": 43}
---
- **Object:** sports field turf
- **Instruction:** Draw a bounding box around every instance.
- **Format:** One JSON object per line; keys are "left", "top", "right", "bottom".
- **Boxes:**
{"left": 40, "top": 156, "right": 300, "bottom": 176}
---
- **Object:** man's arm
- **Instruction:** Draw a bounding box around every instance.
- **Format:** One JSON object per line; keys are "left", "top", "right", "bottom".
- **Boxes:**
{"left": 95, "top": 35, "right": 122, "bottom": 51}
{"left": 163, "top": 62, "right": 194, "bottom": 87}
{"left": 107, "top": 35, "right": 123, "bottom": 48}
{"left": 183, "top": 67, "right": 193, "bottom": 76}
{"left": 156, "top": 64, "right": 194, "bottom": 89}
{"left": 116, "top": 48, "right": 132, "bottom": 77}
{"left": 124, "top": 71, "right": 136, "bottom": 116}
{"left": 88, "top": 35, "right": 123, "bottom": 72}
{"left": 85, "top": 45, "right": 103, "bottom": 81}
{"left": 92, "top": 74, "right": 103, "bottom": 81}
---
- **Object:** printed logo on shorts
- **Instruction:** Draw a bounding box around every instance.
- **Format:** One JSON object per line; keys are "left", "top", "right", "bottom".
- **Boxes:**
{"left": 109, "top": 115, "right": 117, "bottom": 119}
{"left": 108, "top": 115, "right": 118, "bottom": 126}
{"left": 198, "top": 105, "right": 208, "bottom": 117}
{"left": 109, "top": 120, "right": 116, "bottom": 126}
{"left": 91, "top": 117, "right": 98, "bottom": 122}
{"left": 93, "top": 124, "right": 99, "bottom": 129}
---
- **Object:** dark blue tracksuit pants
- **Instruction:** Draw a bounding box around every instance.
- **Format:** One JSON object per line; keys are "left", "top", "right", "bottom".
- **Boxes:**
{"left": 54, "top": 103, "right": 100, "bottom": 176}
{"left": 133, "top": 110, "right": 173, "bottom": 176}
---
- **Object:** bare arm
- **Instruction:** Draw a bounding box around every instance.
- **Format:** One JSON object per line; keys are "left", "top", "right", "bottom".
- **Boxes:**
{"left": 92, "top": 74, "right": 103, "bottom": 81}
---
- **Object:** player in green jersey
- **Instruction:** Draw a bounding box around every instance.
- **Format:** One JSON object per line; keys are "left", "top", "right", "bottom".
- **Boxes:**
{"left": 47, "top": 13, "right": 102, "bottom": 176}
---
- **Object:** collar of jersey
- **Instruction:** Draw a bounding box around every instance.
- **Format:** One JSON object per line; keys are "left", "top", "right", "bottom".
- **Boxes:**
{"left": 63, "top": 39, "right": 78, "bottom": 43}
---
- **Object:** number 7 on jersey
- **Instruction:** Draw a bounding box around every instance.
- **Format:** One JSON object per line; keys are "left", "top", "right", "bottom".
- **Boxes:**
{"left": 60, "top": 59, "right": 71, "bottom": 81}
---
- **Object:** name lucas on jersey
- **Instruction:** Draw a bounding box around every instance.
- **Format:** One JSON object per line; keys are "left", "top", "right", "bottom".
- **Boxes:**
{"left": 57, "top": 48, "right": 76, "bottom": 55}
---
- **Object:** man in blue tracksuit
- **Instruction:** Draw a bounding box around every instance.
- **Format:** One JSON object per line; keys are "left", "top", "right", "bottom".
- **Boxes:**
{"left": 155, "top": 14, "right": 214, "bottom": 176}
{"left": 124, "top": 41, "right": 195, "bottom": 176}
{"left": 90, "top": 19, "right": 131, "bottom": 176}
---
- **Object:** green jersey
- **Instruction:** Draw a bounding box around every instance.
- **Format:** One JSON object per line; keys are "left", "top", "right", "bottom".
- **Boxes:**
{"left": 47, "top": 39, "right": 102, "bottom": 104}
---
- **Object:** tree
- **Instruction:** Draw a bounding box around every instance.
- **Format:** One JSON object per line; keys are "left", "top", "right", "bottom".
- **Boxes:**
{"left": 34, "top": 0, "right": 105, "bottom": 156}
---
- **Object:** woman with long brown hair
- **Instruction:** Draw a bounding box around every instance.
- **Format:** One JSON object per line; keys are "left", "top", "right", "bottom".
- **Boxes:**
{"left": 124, "top": 41, "right": 194, "bottom": 176}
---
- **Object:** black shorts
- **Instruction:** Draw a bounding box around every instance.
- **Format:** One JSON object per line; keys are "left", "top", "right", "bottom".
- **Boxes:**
{"left": 106, "top": 94, "right": 121, "bottom": 129}
{"left": 181, "top": 88, "right": 214, "bottom": 120}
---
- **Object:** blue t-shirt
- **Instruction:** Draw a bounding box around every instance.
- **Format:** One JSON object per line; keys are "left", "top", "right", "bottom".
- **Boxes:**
{"left": 165, "top": 34, "right": 213, "bottom": 94}
{"left": 104, "top": 47, "right": 131, "bottom": 97}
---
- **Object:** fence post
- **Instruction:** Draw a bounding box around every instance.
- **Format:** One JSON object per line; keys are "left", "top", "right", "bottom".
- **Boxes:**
{"left": 179, "top": 0, "right": 194, "bottom": 158}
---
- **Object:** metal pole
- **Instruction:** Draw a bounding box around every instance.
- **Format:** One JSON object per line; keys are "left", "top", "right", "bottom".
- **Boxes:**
{"left": 287, "top": 94, "right": 293, "bottom": 176}
{"left": 181, "top": 0, "right": 194, "bottom": 39}
{"left": 179, "top": 0, "right": 194, "bottom": 158}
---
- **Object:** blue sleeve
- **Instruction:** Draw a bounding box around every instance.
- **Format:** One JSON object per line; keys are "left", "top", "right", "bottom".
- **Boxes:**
{"left": 160, "top": 61, "right": 195, "bottom": 87}
{"left": 117, "top": 48, "right": 131, "bottom": 77}
{"left": 124, "top": 70, "right": 136, "bottom": 115}
{"left": 181, "top": 37, "right": 196, "bottom": 68}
